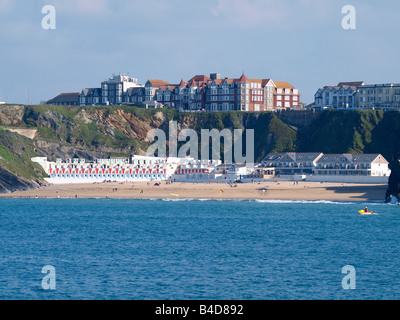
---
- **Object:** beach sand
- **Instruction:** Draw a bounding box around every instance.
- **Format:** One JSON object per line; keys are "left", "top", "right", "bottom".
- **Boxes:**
{"left": 0, "top": 181, "right": 388, "bottom": 202}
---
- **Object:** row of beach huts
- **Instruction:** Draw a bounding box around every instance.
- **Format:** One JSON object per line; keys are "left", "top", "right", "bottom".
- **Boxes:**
{"left": 31, "top": 152, "right": 391, "bottom": 185}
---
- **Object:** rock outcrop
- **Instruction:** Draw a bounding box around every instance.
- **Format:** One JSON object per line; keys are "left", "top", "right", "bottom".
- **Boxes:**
{"left": 386, "top": 159, "right": 400, "bottom": 203}
{"left": 0, "top": 166, "right": 39, "bottom": 193}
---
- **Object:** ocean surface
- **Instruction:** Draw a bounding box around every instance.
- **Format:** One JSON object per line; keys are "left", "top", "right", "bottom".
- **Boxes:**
{"left": 0, "top": 198, "right": 399, "bottom": 300}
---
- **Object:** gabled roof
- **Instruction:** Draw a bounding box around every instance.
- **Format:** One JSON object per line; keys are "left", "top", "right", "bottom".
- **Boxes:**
{"left": 147, "top": 79, "right": 170, "bottom": 87}
{"left": 274, "top": 81, "right": 295, "bottom": 89}
{"left": 47, "top": 92, "right": 80, "bottom": 104}
{"left": 179, "top": 79, "right": 186, "bottom": 87}
{"left": 81, "top": 88, "right": 101, "bottom": 96}
{"left": 262, "top": 153, "right": 285, "bottom": 162}
{"left": 237, "top": 73, "right": 249, "bottom": 83}
{"left": 317, "top": 154, "right": 348, "bottom": 163}
{"left": 157, "top": 85, "right": 178, "bottom": 92}
{"left": 352, "top": 154, "right": 388, "bottom": 164}
{"left": 316, "top": 154, "right": 388, "bottom": 164}
{"left": 126, "top": 87, "right": 144, "bottom": 95}
{"left": 188, "top": 75, "right": 211, "bottom": 83}
{"left": 261, "top": 79, "right": 274, "bottom": 87}
{"left": 188, "top": 79, "right": 197, "bottom": 87}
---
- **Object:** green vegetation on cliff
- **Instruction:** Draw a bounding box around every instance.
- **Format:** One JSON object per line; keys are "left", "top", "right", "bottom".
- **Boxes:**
{"left": 1, "top": 105, "right": 400, "bottom": 192}
{"left": 0, "top": 129, "right": 44, "bottom": 179}
{"left": 296, "top": 110, "right": 400, "bottom": 164}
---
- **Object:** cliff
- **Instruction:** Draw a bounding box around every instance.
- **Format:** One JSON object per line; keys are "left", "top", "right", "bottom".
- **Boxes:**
{"left": 0, "top": 105, "right": 296, "bottom": 192}
{"left": 1, "top": 105, "right": 400, "bottom": 199}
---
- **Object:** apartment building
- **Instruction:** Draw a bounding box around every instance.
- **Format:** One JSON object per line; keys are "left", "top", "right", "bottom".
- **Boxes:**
{"left": 274, "top": 81, "right": 301, "bottom": 109}
{"left": 314, "top": 81, "right": 400, "bottom": 110}
{"left": 358, "top": 83, "right": 400, "bottom": 109}
{"left": 79, "top": 88, "right": 101, "bottom": 106}
{"left": 262, "top": 152, "right": 391, "bottom": 183}
{"left": 314, "top": 81, "right": 363, "bottom": 109}
{"left": 261, "top": 152, "right": 324, "bottom": 175}
{"left": 101, "top": 73, "right": 142, "bottom": 105}
{"left": 47, "top": 73, "right": 301, "bottom": 111}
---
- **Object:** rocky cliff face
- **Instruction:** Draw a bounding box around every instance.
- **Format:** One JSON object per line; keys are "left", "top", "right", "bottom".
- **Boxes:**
{"left": 386, "top": 159, "right": 400, "bottom": 203}
{"left": 0, "top": 166, "right": 39, "bottom": 193}
{"left": 0, "top": 105, "right": 297, "bottom": 193}
{"left": 1, "top": 105, "right": 400, "bottom": 199}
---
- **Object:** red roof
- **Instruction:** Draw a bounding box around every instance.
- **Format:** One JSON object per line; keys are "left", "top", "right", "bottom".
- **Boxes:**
{"left": 179, "top": 79, "right": 186, "bottom": 87}
{"left": 237, "top": 74, "right": 249, "bottom": 83}
{"left": 188, "top": 75, "right": 211, "bottom": 83}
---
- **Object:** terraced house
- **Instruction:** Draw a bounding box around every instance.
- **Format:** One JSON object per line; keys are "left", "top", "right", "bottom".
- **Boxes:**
{"left": 314, "top": 81, "right": 364, "bottom": 109}
{"left": 314, "top": 81, "right": 400, "bottom": 110}
{"left": 46, "top": 73, "right": 301, "bottom": 111}
{"left": 153, "top": 73, "right": 300, "bottom": 112}
{"left": 261, "top": 152, "right": 391, "bottom": 183}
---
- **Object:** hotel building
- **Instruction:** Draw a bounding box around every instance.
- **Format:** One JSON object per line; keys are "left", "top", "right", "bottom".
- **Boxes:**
{"left": 314, "top": 82, "right": 363, "bottom": 109}
{"left": 314, "top": 81, "right": 400, "bottom": 110}
{"left": 357, "top": 83, "right": 400, "bottom": 109}
{"left": 262, "top": 152, "right": 391, "bottom": 183}
{"left": 47, "top": 73, "right": 301, "bottom": 112}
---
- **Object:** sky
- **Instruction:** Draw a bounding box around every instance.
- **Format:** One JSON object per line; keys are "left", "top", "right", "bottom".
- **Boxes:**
{"left": 0, "top": 0, "right": 399, "bottom": 105}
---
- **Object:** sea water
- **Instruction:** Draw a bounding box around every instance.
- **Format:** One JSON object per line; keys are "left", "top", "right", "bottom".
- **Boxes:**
{"left": 0, "top": 198, "right": 399, "bottom": 300}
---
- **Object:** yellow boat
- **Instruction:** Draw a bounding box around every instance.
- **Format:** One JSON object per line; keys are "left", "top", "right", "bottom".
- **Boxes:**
{"left": 358, "top": 210, "right": 378, "bottom": 215}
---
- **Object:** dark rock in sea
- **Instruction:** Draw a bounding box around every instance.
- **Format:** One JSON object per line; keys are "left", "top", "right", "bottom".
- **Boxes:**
{"left": 385, "top": 159, "right": 400, "bottom": 203}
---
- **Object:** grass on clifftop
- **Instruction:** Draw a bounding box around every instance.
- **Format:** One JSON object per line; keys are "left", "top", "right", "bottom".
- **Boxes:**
{"left": 0, "top": 128, "right": 45, "bottom": 180}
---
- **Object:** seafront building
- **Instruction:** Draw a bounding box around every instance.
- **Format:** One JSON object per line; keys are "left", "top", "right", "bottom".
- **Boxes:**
{"left": 314, "top": 81, "right": 400, "bottom": 110}
{"left": 32, "top": 152, "right": 391, "bottom": 185}
{"left": 45, "top": 73, "right": 301, "bottom": 112}
{"left": 32, "top": 156, "right": 179, "bottom": 184}
{"left": 261, "top": 152, "right": 391, "bottom": 183}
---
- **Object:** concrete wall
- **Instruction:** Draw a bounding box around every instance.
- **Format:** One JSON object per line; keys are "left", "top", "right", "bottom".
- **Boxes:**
{"left": 276, "top": 109, "right": 321, "bottom": 129}
{"left": 306, "top": 175, "right": 389, "bottom": 184}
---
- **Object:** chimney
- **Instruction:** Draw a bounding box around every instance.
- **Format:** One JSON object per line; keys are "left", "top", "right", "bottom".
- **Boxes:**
{"left": 210, "top": 73, "right": 221, "bottom": 80}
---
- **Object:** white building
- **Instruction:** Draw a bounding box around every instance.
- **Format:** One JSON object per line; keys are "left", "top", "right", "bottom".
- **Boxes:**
{"left": 262, "top": 152, "right": 391, "bottom": 183}
{"left": 101, "top": 73, "right": 143, "bottom": 105}
{"left": 262, "top": 152, "right": 324, "bottom": 176}
{"left": 32, "top": 155, "right": 186, "bottom": 184}
{"left": 314, "top": 82, "right": 364, "bottom": 109}
{"left": 310, "top": 153, "right": 391, "bottom": 183}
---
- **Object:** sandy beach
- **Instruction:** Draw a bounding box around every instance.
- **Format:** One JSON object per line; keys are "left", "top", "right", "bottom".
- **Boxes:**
{"left": 0, "top": 181, "right": 388, "bottom": 202}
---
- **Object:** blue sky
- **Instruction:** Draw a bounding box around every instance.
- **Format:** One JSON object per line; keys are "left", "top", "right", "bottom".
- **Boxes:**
{"left": 0, "top": 0, "right": 399, "bottom": 105}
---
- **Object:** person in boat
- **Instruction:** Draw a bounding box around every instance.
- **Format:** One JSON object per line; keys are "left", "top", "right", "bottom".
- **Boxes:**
{"left": 364, "top": 207, "right": 369, "bottom": 213}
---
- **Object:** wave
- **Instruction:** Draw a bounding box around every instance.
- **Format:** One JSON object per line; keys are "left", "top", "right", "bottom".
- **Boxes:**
{"left": 157, "top": 198, "right": 388, "bottom": 206}
{"left": 254, "top": 199, "right": 359, "bottom": 205}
